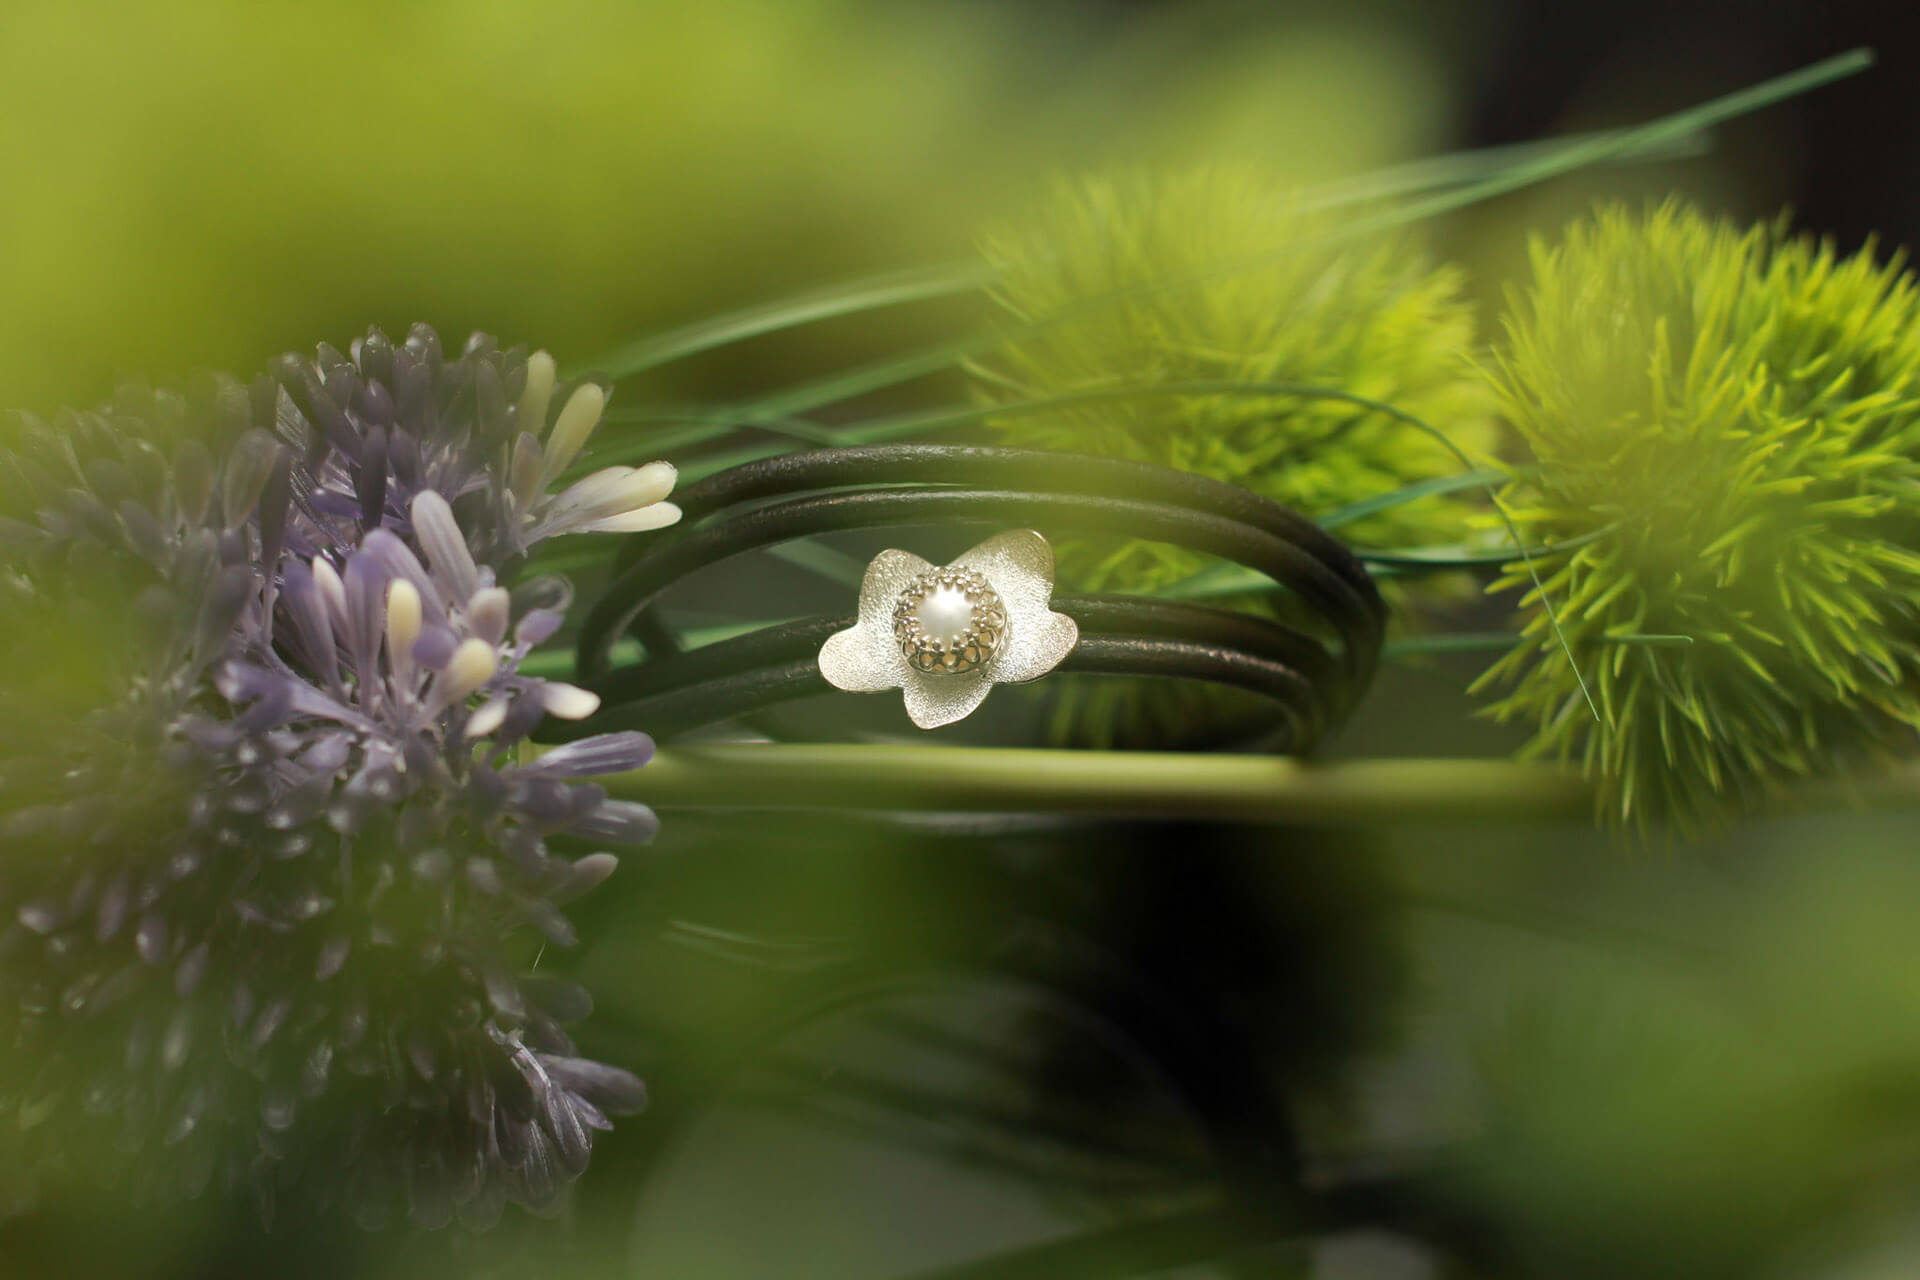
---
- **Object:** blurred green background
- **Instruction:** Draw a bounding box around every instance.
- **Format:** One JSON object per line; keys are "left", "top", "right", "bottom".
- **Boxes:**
{"left": 5, "top": 0, "right": 1920, "bottom": 1277}
{"left": 0, "top": 0, "right": 1453, "bottom": 414}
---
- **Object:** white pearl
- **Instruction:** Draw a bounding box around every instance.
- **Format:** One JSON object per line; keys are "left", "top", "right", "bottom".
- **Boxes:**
{"left": 914, "top": 586, "right": 976, "bottom": 645}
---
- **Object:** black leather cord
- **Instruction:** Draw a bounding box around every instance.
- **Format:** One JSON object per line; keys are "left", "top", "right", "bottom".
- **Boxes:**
{"left": 581, "top": 489, "right": 1379, "bottom": 680}
{"left": 565, "top": 631, "right": 1325, "bottom": 750}
{"left": 668, "top": 447, "right": 1377, "bottom": 596}
{"left": 565, "top": 447, "right": 1385, "bottom": 749}
{"left": 560, "top": 596, "right": 1337, "bottom": 747}
{"left": 588, "top": 446, "right": 1382, "bottom": 658}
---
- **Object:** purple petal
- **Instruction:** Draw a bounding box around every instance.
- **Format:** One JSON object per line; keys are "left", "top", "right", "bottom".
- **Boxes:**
{"left": 232, "top": 675, "right": 295, "bottom": 733}
{"left": 412, "top": 622, "right": 458, "bottom": 670}
{"left": 220, "top": 429, "right": 280, "bottom": 529}
{"left": 534, "top": 1077, "right": 592, "bottom": 1178}
{"left": 410, "top": 489, "right": 480, "bottom": 604}
{"left": 515, "top": 732, "right": 653, "bottom": 779}
{"left": 514, "top": 609, "right": 564, "bottom": 649}
{"left": 511, "top": 574, "right": 572, "bottom": 616}
{"left": 258, "top": 448, "right": 292, "bottom": 584}
{"left": 193, "top": 564, "right": 256, "bottom": 668}
{"left": 279, "top": 558, "right": 340, "bottom": 688}
{"left": 541, "top": 1056, "right": 647, "bottom": 1115}
{"left": 341, "top": 551, "right": 390, "bottom": 682}
{"left": 507, "top": 776, "right": 577, "bottom": 824}
{"left": 523, "top": 977, "right": 593, "bottom": 1022}
{"left": 355, "top": 425, "right": 389, "bottom": 529}
{"left": 565, "top": 799, "right": 658, "bottom": 846}
{"left": 173, "top": 438, "right": 212, "bottom": 524}
{"left": 552, "top": 853, "right": 619, "bottom": 905}
{"left": 489, "top": 692, "right": 552, "bottom": 749}
{"left": 360, "top": 529, "right": 447, "bottom": 628}
{"left": 467, "top": 587, "right": 511, "bottom": 647}
{"left": 296, "top": 730, "right": 352, "bottom": 775}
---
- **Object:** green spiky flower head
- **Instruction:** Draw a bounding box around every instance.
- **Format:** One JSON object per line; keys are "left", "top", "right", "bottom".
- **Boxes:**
{"left": 1478, "top": 201, "right": 1920, "bottom": 829}
{"left": 973, "top": 168, "right": 1495, "bottom": 745}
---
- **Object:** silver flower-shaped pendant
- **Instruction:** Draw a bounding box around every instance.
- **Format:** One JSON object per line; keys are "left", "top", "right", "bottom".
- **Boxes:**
{"left": 818, "top": 530, "right": 1080, "bottom": 729}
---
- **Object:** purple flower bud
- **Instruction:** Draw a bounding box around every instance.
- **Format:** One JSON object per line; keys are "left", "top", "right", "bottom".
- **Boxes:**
{"left": 410, "top": 489, "right": 481, "bottom": 605}
{"left": 411, "top": 622, "right": 459, "bottom": 671}
{"left": 515, "top": 731, "right": 654, "bottom": 779}
{"left": 514, "top": 607, "right": 564, "bottom": 650}
{"left": 564, "top": 799, "right": 659, "bottom": 846}
{"left": 220, "top": 429, "right": 281, "bottom": 531}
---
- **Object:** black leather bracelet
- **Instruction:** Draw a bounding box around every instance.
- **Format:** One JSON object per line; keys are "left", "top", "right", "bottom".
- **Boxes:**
{"left": 563, "top": 446, "right": 1385, "bottom": 750}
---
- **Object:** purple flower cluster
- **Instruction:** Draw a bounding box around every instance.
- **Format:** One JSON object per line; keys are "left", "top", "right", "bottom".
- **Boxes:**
{"left": 0, "top": 326, "right": 676, "bottom": 1227}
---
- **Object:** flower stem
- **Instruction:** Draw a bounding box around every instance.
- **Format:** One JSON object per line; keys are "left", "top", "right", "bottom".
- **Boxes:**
{"left": 588, "top": 745, "right": 1920, "bottom": 828}
{"left": 596, "top": 746, "right": 1594, "bottom": 825}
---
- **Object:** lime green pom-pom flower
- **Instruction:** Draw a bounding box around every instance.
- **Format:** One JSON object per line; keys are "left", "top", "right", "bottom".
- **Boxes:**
{"left": 1477, "top": 201, "right": 1920, "bottom": 830}
{"left": 972, "top": 169, "right": 1495, "bottom": 745}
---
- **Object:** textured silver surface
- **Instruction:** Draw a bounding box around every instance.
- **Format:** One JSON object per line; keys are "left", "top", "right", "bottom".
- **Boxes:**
{"left": 818, "top": 530, "right": 1079, "bottom": 729}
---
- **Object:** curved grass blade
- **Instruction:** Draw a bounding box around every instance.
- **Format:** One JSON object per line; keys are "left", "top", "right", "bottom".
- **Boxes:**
{"left": 578, "top": 123, "right": 1717, "bottom": 388}
{"left": 1299, "top": 124, "right": 1710, "bottom": 209}
{"left": 582, "top": 260, "right": 992, "bottom": 382}
{"left": 1318, "top": 468, "right": 1511, "bottom": 530}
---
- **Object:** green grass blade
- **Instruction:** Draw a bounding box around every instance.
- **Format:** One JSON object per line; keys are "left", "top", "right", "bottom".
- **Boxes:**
{"left": 1298, "top": 125, "right": 1710, "bottom": 210}
{"left": 1151, "top": 524, "right": 1608, "bottom": 598}
{"left": 1316, "top": 468, "right": 1510, "bottom": 529}
{"left": 1321, "top": 48, "right": 1870, "bottom": 240}
{"left": 581, "top": 260, "right": 992, "bottom": 382}
{"left": 576, "top": 124, "right": 1716, "bottom": 390}
{"left": 736, "top": 334, "right": 989, "bottom": 422}
{"left": 766, "top": 540, "right": 868, "bottom": 589}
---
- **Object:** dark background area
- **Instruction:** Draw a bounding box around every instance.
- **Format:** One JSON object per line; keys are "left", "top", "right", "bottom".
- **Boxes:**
{"left": 1453, "top": 0, "right": 1918, "bottom": 249}
{"left": 1104, "top": 0, "right": 1920, "bottom": 247}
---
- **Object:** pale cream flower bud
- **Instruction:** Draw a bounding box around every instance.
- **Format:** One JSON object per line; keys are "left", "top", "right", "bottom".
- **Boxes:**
{"left": 441, "top": 638, "right": 498, "bottom": 703}
{"left": 542, "top": 382, "right": 608, "bottom": 485}
{"left": 518, "top": 350, "right": 557, "bottom": 437}
{"left": 385, "top": 579, "right": 422, "bottom": 665}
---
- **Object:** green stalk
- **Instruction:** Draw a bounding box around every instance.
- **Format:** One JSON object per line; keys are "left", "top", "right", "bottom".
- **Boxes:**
{"left": 601, "top": 745, "right": 1594, "bottom": 825}
{"left": 586, "top": 742, "right": 1920, "bottom": 829}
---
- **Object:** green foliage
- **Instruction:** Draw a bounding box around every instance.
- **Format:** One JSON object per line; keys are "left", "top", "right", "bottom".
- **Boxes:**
{"left": 1478, "top": 201, "right": 1920, "bottom": 830}
{"left": 1462, "top": 844, "right": 1920, "bottom": 1276}
{"left": 0, "top": 0, "right": 1446, "bottom": 417}
{"left": 972, "top": 169, "right": 1496, "bottom": 745}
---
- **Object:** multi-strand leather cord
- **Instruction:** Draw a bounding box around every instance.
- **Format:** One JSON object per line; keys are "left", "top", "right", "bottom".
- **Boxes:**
{"left": 558, "top": 446, "right": 1385, "bottom": 750}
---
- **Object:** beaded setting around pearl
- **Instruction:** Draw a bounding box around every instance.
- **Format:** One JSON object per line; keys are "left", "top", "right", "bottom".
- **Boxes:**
{"left": 892, "top": 568, "right": 1007, "bottom": 674}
